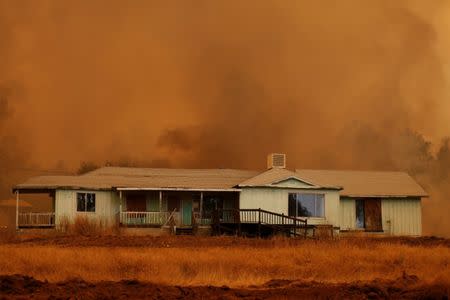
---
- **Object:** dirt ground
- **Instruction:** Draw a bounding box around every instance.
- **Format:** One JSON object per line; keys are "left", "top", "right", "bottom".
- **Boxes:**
{"left": 0, "top": 272, "right": 449, "bottom": 300}
{"left": 1, "top": 234, "right": 450, "bottom": 299}
{"left": 5, "top": 233, "right": 450, "bottom": 248}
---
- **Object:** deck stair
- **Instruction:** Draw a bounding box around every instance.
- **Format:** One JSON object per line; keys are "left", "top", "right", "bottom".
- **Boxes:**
{"left": 211, "top": 208, "right": 308, "bottom": 238}
{"left": 175, "top": 227, "right": 194, "bottom": 236}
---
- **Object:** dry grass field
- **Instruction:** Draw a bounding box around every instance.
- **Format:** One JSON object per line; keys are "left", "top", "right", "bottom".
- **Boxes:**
{"left": 1, "top": 233, "right": 450, "bottom": 298}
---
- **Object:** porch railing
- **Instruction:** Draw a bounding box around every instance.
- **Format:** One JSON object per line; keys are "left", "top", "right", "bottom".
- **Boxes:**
{"left": 119, "top": 211, "right": 172, "bottom": 226}
{"left": 18, "top": 212, "right": 55, "bottom": 227}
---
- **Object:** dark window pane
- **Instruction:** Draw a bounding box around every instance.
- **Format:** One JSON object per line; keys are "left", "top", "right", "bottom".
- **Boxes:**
{"left": 86, "top": 193, "right": 96, "bottom": 212}
{"left": 297, "top": 194, "right": 315, "bottom": 217}
{"left": 77, "top": 193, "right": 86, "bottom": 212}
{"left": 288, "top": 194, "right": 297, "bottom": 217}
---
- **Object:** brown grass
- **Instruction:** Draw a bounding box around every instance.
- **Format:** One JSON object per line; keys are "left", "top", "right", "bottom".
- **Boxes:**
{"left": 0, "top": 237, "right": 450, "bottom": 287}
{"left": 58, "top": 215, "right": 119, "bottom": 236}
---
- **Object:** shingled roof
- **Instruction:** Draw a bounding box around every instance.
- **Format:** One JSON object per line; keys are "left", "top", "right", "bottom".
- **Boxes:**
{"left": 13, "top": 166, "right": 428, "bottom": 198}
{"left": 238, "top": 168, "right": 341, "bottom": 189}
{"left": 13, "top": 167, "right": 259, "bottom": 191}
{"left": 295, "top": 169, "right": 428, "bottom": 197}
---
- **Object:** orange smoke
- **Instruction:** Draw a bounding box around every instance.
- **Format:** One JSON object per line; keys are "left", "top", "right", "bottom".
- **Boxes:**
{"left": 0, "top": 1, "right": 449, "bottom": 235}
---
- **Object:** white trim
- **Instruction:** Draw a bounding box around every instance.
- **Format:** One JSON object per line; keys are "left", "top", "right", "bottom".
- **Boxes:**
{"left": 239, "top": 185, "right": 340, "bottom": 191}
{"left": 15, "top": 191, "right": 19, "bottom": 230}
{"left": 115, "top": 187, "right": 241, "bottom": 192}
{"left": 270, "top": 176, "right": 318, "bottom": 187}
{"left": 341, "top": 195, "right": 425, "bottom": 198}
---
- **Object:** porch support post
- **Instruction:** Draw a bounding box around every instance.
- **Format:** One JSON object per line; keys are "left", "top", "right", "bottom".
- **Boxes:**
{"left": 119, "top": 191, "right": 122, "bottom": 213}
{"left": 159, "top": 191, "right": 162, "bottom": 212}
{"left": 15, "top": 190, "right": 19, "bottom": 231}
{"left": 118, "top": 191, "right": 123, "bottom": 226}
{"left": 200, "top": 192, "right": 203, "bottom": 219}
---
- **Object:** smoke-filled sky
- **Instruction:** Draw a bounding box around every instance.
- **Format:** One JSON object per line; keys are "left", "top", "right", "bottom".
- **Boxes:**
{"left": 1, "top": 1, "right": 450, "bottom": 234}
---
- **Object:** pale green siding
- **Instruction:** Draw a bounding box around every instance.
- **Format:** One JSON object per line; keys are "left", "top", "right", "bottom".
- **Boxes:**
{"left": 239, "top": 188, "right": 340, "bottom": 226}
{"left": 382, "top": 198, "right": 422, "bottom": 236}
{"left": 55, "top": 189, "right": 120, "bottom": 226}
{"left": 339, "top": 197, "right": 356, "bottom": 230}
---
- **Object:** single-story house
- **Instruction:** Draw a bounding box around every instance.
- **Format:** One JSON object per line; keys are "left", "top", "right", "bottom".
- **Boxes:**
{"left": 13, "top": 154, "right": 427, "bottom": 236}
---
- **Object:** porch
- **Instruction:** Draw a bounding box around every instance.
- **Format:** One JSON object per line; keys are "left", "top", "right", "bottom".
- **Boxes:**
{"left": 18, "top": 212, "right": 55, "bottom": 228}
{"left": 14, "top": 190, "right": 56, "bottom": 229}
{"left": 118, "top": 189, "right": 239, "bottom": 228}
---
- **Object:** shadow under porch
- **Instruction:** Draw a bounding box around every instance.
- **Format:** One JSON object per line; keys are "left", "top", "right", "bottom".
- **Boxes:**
{"left": 117, "top": 189, "right": 240, "bottom": 229}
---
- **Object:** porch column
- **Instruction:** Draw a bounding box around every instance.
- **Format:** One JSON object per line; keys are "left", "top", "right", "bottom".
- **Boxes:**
{"left": 159, "top": 191, "right": 162, "bottom": 212}
{"left": 119, "top": 191, "right": 122, "bottom": 212}
{"left": 119, "top": 191, "right": 122, "bottom": 225}
{"left": 200, "top": 192, "right": 203, "bottom": 219}
{"left": 15, "top": 190, "right": 19, "bottom": 231}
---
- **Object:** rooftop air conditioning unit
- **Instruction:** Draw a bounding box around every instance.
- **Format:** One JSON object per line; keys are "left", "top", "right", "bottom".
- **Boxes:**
{"left": 267, "top": 153, "right": 286, "bottom": 169}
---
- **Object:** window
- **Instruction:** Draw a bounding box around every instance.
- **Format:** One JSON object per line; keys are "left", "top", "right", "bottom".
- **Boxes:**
{"left": 288, "top": 193, "right": 324, "bottom": 217}
{"left": 77, "top": 193, "right": 96, "bottom": 212}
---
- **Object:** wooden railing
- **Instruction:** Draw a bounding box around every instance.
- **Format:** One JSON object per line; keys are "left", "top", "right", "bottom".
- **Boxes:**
{"left": 213, "top": 209, "right": 307, "bottom": 225}
{"left": 211, "top": 208, "right": 308, "bottom": 237}
{"left": 119, "top": 211, "right": 171, "bottom": 226}
{"left": 18, "top": 212, "right": 55, "bottom": 227}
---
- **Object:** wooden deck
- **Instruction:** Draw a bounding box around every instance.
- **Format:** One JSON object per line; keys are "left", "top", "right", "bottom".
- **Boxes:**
{"left": 209, "top": 209, "right": 308, "bottom": 237}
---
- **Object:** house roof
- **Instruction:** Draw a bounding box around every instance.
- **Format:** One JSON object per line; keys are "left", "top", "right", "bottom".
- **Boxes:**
{"left": 295, "top": 169, "right": 428, "bottom": 197}
{"left": 13, "top": 166, "right": 427, "bottom": 198}
{"left": 238, "top": 168, "right": 341, "bottom": 190}
{"left": 13, "top": 167, "right": 259, "bottom": 191}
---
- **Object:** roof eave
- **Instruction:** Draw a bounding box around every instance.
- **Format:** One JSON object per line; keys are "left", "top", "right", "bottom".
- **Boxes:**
{"left": 341, "top": 194, "right": 428, "bottom": 198}
{"left": 238, "top": 184, "right": 342, "bottom": 190}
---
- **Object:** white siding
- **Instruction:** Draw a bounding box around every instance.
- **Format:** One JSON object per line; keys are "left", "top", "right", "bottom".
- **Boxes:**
{"left": 239, "top": 188, "right": 340, "bottom": 226}
{"left": 55, "top": 189, "right": 120, "bottom": 226}
{"left": 339, "top": 198, "right": 356, "bottom": 230}
{"left": 382, "top": 198, "right": 422, "bottom": 236}
{"left": 338, "top": 197, "right": 422, "bottom": 235}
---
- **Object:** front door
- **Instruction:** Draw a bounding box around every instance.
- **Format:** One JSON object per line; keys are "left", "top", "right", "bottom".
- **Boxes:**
{"left": 364, "top": 199, "right": 383, "bottom": 232}
{"left": 182, "top": 199, "right": 192, "bottom": 226}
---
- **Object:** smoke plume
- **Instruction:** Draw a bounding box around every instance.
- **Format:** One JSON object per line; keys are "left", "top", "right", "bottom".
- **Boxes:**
{"left": 0, "top": 1, "right": 450, "bottom": 235}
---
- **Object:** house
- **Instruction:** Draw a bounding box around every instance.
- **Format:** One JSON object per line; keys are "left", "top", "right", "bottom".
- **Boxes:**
{"left": 12, "top": 154, "right": 427, "bottom": 236}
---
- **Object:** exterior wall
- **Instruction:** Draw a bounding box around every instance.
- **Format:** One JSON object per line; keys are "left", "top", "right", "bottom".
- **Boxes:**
{"left": 381, "top": 198, "right": 422, "bottom": 236}
{"left": 339, "top": 197, "right": 356, "bottom": 231}
{"left": 55, "top": 189, "right": 120, "bottom": 227}
{"left": 339, "top": 197, "right": 422, "bottom": 236}
{"left": 239, "top": 187, "right": 340, "bottom": 226}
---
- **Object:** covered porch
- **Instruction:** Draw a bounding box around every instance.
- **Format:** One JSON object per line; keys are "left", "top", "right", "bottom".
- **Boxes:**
{"left": 13, "top": 189, "right": 56, "bottom": 229}
{"left": 117, "top": 188, "right": 239, "bottom": 228}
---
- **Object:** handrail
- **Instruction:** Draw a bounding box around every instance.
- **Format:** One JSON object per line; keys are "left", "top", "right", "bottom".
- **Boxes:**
{"left": 211, "top": 208, "right": 308, "bottom": 237}
{"left": 120, "top": 211, "right": 170, "bottom": 226}
{"left": 235, "top": 208, "right": 307, "bottom": 223}
{"left": 18, "top": 212, "right": 55, "bottom": 227}
{"left": 216, "top": 208, "right": 307, "bottom": 225}
{"left": 163, "top": 208, "right": 178, "bottom": 227}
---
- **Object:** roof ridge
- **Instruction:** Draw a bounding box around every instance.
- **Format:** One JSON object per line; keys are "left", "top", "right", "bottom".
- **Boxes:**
{"left": 296, "top": 169, "right": 408, "bottom": 174}
{"left": 90, "top": 166, "right": 259, "bottom": 172}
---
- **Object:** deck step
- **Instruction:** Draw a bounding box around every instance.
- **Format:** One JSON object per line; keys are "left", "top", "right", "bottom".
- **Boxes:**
{"left": 175, "top": 227, "right": 193, "bottom": 235}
